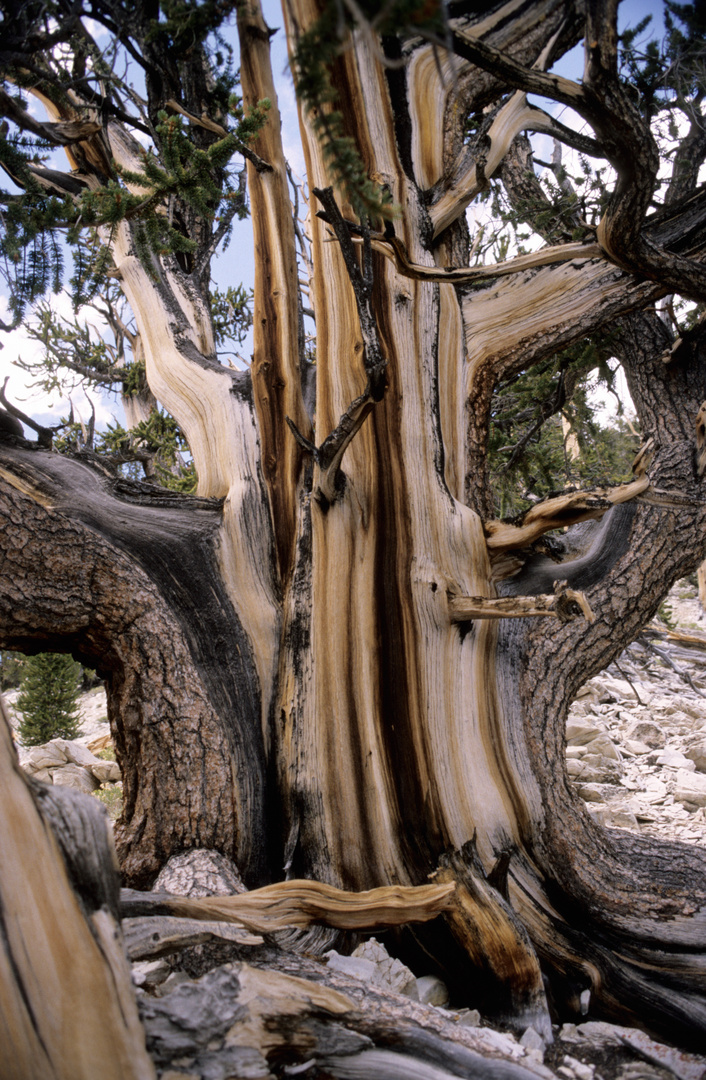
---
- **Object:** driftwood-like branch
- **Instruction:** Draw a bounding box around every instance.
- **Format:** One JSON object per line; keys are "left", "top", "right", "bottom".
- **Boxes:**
{"left": 448, "top": 580, "right": 595, "bottom": 624}
{"left": 120, "top": 879, "right": 456, "bottom": 934}
{"left": 355, "top": 231, "right": 602, "bottom": 286}
{"left": 0, "top": 87, "right": 101, "bottom": 146}
{"left": 484, "top": 474, "right": 650, "bottom": 553}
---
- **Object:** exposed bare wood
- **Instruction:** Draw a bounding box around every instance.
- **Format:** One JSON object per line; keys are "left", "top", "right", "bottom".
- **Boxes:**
{"left": 448, "top": 583, "right": 595, "bottom": 624}
{"left": 360, "top": 230, "right": 603, "bottom": 284}
{"left": 121, "top": 879, "right": 456, "bottom": 933}
{"left": 0, "top": 700, "right": 155, "bottom": 1080}
{"left": 238, "top": 0, "right": 311, "bottom": 580}
{"left": 484, "top": 476, "right": 650, "bottom": 553}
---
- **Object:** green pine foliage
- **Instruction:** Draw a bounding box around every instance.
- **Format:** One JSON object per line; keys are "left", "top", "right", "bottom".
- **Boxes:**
{"left": 0, "top": 650, "right": 26, "bottom": 691}
{"left": 488, "top": 342, "right": 641, "bottom": 519}
{"left": 16, "top": 653, "right": 83, "bottom": 746}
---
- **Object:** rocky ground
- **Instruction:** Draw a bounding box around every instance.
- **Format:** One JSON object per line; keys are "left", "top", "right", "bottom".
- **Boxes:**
{"left": 4, "top": 583, "right": 706, "bottom": 1078}
{"left": 566, "top": 580, "right": 706, "bottom": 847}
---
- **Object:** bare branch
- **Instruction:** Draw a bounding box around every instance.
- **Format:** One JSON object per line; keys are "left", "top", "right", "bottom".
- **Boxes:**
{"left": 120, "top": 879, "right": 456, "bottom": 933}
{"left": 0, "top": 379, "right": 54, "bottom": 448}
{"left": 448, "top": 581, "right": 595, "bottom": 624}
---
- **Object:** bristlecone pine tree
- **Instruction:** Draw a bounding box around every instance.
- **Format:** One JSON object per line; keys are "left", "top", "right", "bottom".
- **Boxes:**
{"left": 16, "top": 652, "right": 83, "bottom": 745}
{"left": 1, "top": 0, "right": 706, "bottom": 1067}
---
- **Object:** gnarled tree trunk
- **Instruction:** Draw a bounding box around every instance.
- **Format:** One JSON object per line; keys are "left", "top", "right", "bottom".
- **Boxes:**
{"left": 1, "top": 0, "right": 706, "bottom": 1059}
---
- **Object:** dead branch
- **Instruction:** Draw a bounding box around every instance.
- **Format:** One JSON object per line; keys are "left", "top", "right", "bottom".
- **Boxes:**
{"left": 448, "top": 579, "right": 594, "bottom": 624}
{"left": 120, "top": 879, "right": 456, "bottom": 933}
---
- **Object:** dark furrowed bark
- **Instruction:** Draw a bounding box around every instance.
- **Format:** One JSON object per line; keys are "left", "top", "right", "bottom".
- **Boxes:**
{"left": 0, "top": 446, "right": 269, "bottom": 887}
{"left": 492, "top": 327, "right": 706, "bottom": 1045}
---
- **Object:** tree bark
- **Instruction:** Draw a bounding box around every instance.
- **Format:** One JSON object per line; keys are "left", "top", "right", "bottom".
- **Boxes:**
{"left": 1, "top": 0, "right": 706, "bottom": 1057}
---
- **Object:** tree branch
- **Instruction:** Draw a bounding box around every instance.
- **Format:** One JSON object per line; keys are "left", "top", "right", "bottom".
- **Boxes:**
{"left": 448, "top": 580, "right": 595, "bottom": 624}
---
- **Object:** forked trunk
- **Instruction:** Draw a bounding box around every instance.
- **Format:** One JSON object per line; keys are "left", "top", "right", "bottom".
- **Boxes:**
{"left": 1, "top": 0, "right": 705, "bottom": 1056}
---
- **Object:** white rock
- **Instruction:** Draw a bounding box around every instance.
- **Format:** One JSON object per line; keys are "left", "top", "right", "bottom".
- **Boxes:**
{"left": 583, "top": 735, "right": 621, "bottom": 761}
{"left": 626, "top": 720, "right": 665, "bottom": 748}
{"left": 590, "top": 807, "right": 639, "bottom": 831}
{"left": 563, "top": 1055, "right": 594, "bottom": 1080}
{"left": 653, "top": 749, "right": 695, "bottom": 770}
{"left": 674, "top": 768, "right": 706, "bottom": 808}
{"left": 90, "top": 760, "right": 122, "bottom": 783}
{"left": 622, "top": 739, "right": 651, "bottom": 755}
{"left": 684, "top": 738, "right": 706, "bottom": 772}
{"left": 456, "top": 1008, "right": 481, "bottom": 1027}
{"left": 24, "top": 743, "right": 68, "bottom": 770}
{"left": 51, "top": 764, "right": 99, "bottom": 794}
{"left": 351, "top": 938, "right": 419, "bottom": 998}
{"left": 520, "top": 1027, "right": 546, "bottom": 1053}
{"left": 326, "top": 952, "right": 377, "bottom": 982}
{"left": 132, "top": 959, "right": 170, "bottom": 989}
{"left": 415, "top": 975, "right": 449, "bottom": 1006}
{"left": 566, "top": 720, "right": 604, "bottom": 746}
{"left": 51, "top": 738, "right": 100, "bottom": 768}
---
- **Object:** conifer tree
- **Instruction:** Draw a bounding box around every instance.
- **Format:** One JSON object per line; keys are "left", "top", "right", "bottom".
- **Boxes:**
{"left": 16, "top": 654, "right": 83, "bottom": 746}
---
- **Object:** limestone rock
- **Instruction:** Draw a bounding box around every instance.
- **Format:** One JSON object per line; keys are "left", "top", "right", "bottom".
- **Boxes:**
{"left": 583, "top": 735, "right": 621, "bottom": 761}
{"left": 153, "top": 849, "right": 247, "bottom": 898}
{"left": 90, "top": 760, "right": 122, "bottom": 783}
{"left": 651, "top": 748, "right": 695, "bottom": 770}
{"left": 352, "top": 938, "right": 418, "bottom": 998}
{"left": 566, "top": 720, "right": 604, "bottom": 746}
{"left": 87, "top": 732, "right": 113, "bottom": 754}
{"left": 51, "top": 763, "right": 100, "bottom": 794}
{"left": 415, "top": 975, "right": 449, "bottom": 1007}
{"left": 626, "top": 720, "right": 664, "bottom": 748}
{"left": 674, "top": 768, "right": 706, "bottom": 808}
{"left": 24, "top": 742, "right": 68, "bottom": 771}
{"left": 589, "top": 807, "right": 639, "bottom": 831}
{"left": 51, "top": 738, "right": 100, "bottom": 768}
{"left": 684, "top": 738, "right": 706, "bottom": 772}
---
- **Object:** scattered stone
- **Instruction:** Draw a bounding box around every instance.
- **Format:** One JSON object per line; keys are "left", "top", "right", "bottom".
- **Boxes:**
{"left": 87, "top": 731, "right": 113, "bottom": 754}
{"left": 684, "top": 738, "right": 706, "bottom": 772}
{"left": 674, "top": 768, "right": 706, "bottom": 809}
{"left": 651, "top": 748, "right": 695, "bottom": 770}
{"left": 132, "top": 959, "right": 171, "bottom": 990}
{"left": 456, "top": 1008, "right": 481, "bottom": 1027}
{"left": 582, "top": 735, "right": 621, "bottom": 761}
{"left": 625, "top": 721, "right": 665, "bottom": 748}
{"left": 566, "top": 721, "right": 604, "bottom": 746}
{"left": 351, "top": 938, "right": 419, "bottom": 999}
{"left": 153, "top": 849, "right": 247, "bottom": 898}
{"left": 520, "top": 1026, "right": 546, "bottom": 1055}
{"left": 50, "top": 762, "right": 100, "bottom": 794}
{"left": 589, "top": 807, "right": 639, "bottom": 831}
{"left": 415, "top": 975, "right": 449, "bottom": 1007}
{"left": 24, "top": 742, "right": 68, "bottom": 771}
{"left": 89, "top": 760, "right": 122, "bottom": 783}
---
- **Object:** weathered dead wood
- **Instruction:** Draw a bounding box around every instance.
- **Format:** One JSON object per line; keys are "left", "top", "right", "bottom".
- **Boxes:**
{"left": 137, "top": 955, "right": 546, "bottom": 1080}
{"left": 434, "top": 846, "right": 552, "bottom": 1042}
{"left": 0, "top": 698, "right": 154, "bottom": 1080}
{"left": 484, "top": 476, "right": 649, "bottom": 553}
{"left": 448, "top": 581, "right": 594, "bottom": 624}
{"left": 121, "top": 879, "right": 456, "bottom": 933}
{"left": 123, "top": 916, "right": 263, "bottom": 960}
